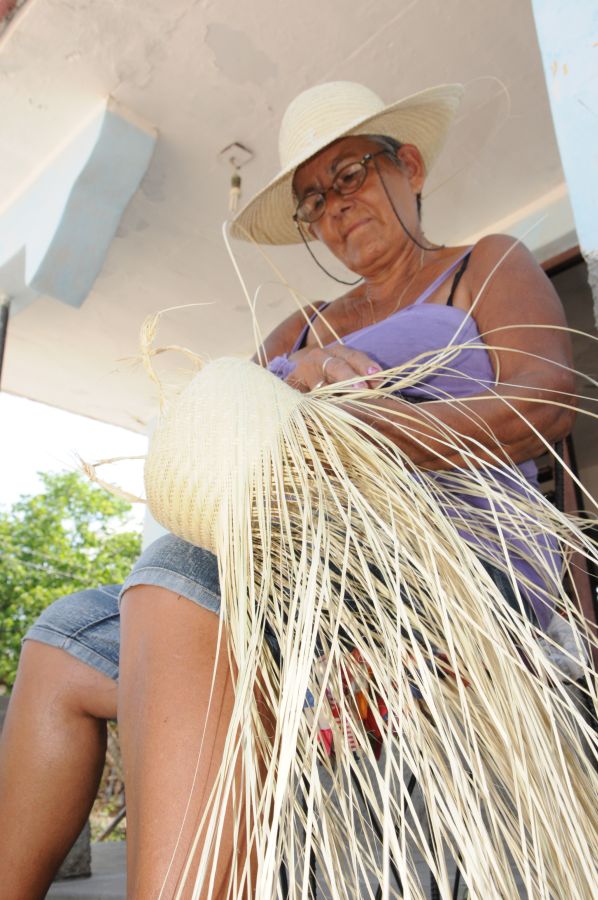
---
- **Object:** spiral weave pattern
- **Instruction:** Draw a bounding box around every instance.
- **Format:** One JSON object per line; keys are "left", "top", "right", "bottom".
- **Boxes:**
{"left": 144, "top": 357, "right": 302, "bottom": 551}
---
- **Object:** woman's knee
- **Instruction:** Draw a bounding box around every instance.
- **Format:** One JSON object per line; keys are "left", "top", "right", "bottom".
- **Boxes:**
{"left": 12, "top": 640, "right": 117, "bottom": 720}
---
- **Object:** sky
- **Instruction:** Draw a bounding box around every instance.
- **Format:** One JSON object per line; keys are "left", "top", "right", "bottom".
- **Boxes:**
{"left": 0, "top": 392, "right": 148, "bottom": 528}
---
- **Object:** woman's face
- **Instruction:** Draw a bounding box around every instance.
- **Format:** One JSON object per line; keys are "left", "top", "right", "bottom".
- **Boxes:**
{"left": 292, "top": 136, "right": 426, "bottom": 276}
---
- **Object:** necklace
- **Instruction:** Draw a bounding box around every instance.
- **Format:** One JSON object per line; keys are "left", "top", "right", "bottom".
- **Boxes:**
{"left": 364, "top": 247, "right": 425, "bottom": 325}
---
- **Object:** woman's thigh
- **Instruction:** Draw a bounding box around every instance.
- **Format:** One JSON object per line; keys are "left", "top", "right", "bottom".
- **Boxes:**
{"left": 23, "top": 534, "right": 222, "bottom": 682}
{"left": 120, "top": 533, "right": 221, "bottom": 614}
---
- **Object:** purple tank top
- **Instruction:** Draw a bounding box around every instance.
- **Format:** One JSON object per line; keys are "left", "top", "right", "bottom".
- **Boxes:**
{"left": 268, "top": 251, "right": 558, "bottom": 628}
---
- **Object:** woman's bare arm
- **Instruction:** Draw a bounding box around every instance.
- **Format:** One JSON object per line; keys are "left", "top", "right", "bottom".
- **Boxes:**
{"left": 251, "top": 236, "right": 575, "bottom": 470}
{"left": 349, "top": 235, "right": 576, "bottom": 469}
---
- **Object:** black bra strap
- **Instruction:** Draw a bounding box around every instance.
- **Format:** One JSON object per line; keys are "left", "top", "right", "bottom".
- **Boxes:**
{"left": 446, "top": 252, "right": 472, "bottom": 307}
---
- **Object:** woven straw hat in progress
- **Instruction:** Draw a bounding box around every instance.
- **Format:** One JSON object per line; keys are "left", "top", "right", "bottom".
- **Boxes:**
{"left": 230, "top": 80, "right": 463, "bottom": 245}
{"left": 143, "top": 355, "right": 598, "bottom": 899}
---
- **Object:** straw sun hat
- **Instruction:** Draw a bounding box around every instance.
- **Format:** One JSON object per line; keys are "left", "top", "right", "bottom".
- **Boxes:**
{"left": 231, "top": 80, "right": 464, "bottom": 246}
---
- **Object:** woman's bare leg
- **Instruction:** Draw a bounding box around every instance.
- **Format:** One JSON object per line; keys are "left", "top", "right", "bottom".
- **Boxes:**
{"left": 0, "top": 587, "right": 242, "bottom": 900}
{"left": 0, "top": 640, "right": 117, "bottom": 900}
{"left": 119, "top": 586, "right": 240, "bottom": 900}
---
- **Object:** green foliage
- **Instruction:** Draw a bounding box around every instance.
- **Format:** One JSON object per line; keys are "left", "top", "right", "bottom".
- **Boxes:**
{"left": 0, "top": 471, "right": 141, "bottom": 688}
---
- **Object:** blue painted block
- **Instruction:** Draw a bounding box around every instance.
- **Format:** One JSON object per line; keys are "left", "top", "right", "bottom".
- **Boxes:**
{"left": 0, "top": 99, "right": 157, "bottom": 312}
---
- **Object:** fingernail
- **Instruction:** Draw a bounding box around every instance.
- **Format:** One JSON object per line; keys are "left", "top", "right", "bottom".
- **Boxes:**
{"left": 367, "top": 366, "right": 381, "bottom": 375}
{"left": 353, "top": 381, "right": 368, "bottom": 390}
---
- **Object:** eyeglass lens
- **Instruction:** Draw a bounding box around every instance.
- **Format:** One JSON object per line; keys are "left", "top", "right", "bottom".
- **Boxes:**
{"left": 295, "top": 154, "right": 381, "bottom": 224}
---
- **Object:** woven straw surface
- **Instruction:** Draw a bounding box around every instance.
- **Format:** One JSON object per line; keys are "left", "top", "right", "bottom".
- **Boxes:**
{"left": 145, "top": 357, "right": 302, "bottom": 551}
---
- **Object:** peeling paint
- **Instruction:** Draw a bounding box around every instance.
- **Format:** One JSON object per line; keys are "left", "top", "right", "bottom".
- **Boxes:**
{"left": 205, "top": 22, "right": 276, "bottom": 85}
{"left": 531, "top": 0, "right": 598, "bottom": 323}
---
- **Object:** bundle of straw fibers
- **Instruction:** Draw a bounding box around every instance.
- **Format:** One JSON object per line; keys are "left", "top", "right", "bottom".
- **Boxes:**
{"left": 144, "top": 355, "right": 598, "bottom": 900}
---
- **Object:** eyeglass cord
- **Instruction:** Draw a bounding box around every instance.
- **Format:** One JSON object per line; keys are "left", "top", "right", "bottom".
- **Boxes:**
{"left": 372, "top": 155, "right": 445, "bottom": 254}
{"left": 294, "top": 221, "right": 362, "bottom": 285}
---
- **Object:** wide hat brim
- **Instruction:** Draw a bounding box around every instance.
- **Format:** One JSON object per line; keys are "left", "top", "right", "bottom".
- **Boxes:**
{"left": 231, "top": 83, "right": 464, "bottom": 246}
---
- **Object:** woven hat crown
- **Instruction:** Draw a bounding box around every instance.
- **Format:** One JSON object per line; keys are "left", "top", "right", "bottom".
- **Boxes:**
{"left": 279, "top": 81, "right": 385, "bottom": 171}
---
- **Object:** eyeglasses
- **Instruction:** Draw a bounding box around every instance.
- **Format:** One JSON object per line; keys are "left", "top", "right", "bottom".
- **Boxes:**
{"left": 293, "top": 150, "right": 389, "bottom": 225}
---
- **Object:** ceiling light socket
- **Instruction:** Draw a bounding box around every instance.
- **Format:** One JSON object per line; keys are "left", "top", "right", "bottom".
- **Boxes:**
{"left": 217, "top": 142, "right": 254, "bottom": 170}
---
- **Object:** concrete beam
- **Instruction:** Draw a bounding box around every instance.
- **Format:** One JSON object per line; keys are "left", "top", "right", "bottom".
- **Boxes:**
{"left": 0, "top": 98, "right": 157, "bottom": 315}
{"left": 461, "top": 182, "right": 577, "bottom": 264}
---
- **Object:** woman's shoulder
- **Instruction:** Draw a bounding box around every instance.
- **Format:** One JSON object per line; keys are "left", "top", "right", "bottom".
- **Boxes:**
{"left": 463, "top": 234, "right": 566, "bottom": 328}
{"left": 462, "top": 234, "right": 549, "bottom": 302}
{"left": 467, "top": 234, "right": 540, "bottom": 275}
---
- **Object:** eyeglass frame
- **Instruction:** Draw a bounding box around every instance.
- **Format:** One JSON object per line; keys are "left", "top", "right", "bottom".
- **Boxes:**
{"left": 292, "top": 149, "right": 393, "bottom": 225}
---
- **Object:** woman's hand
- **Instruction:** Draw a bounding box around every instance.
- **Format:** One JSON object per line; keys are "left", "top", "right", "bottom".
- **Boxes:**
{"left": 286, "top": 345, "right": 382, "bottom": 393}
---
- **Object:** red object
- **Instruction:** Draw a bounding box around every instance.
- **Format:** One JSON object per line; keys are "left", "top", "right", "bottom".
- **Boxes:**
{"left": 316, "top": 646, "right": 472, "bottom": 759}
{"left": 0, "top": 1, "right": 17, "bottom": 23}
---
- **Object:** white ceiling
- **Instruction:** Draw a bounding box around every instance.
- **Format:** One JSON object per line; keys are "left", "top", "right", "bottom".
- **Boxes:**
{"left": 0, "top": 0, "right": 577, "bottom": 432}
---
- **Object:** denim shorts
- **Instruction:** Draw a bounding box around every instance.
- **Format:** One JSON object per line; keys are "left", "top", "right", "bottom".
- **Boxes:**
{"left": 24, "top": 534, "right": 220, "bottom": 681}
{"left": 23, "top": 533, "right": 533, "bottom": 683}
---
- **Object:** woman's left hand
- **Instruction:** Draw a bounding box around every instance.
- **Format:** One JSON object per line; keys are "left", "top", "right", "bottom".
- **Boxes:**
{"left": 286, "top": 344, "right": 382, "bottom": 393}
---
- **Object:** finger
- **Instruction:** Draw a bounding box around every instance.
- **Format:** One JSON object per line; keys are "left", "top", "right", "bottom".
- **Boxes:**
{"left": 344, "top": 350, "right": 382, "bottom": 378}
{"left": 321, "top": 347, "right": 382, "bottom": 386}
{"left": 284, "top": 370, "right": 310, "bottom": 393}
{"left": 318, "top": 354, "right": 365, "bottom": 387}
{"left": 325, "top": 346, "right": 381, "bottom": 377}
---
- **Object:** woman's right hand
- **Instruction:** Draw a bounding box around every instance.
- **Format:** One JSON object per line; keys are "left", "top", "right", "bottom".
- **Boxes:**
{"left": 286, "top": 345, "right": 382, "bottom": 393}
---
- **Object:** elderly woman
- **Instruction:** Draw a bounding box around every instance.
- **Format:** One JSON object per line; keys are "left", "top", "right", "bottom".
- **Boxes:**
{"left": 0, "top": 82, "right": 576, "bottom": 899}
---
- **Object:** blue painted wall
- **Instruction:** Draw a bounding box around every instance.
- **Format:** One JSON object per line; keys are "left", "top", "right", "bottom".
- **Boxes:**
{"left": 531, "top": 0, "right": 598, "bottom": 252}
